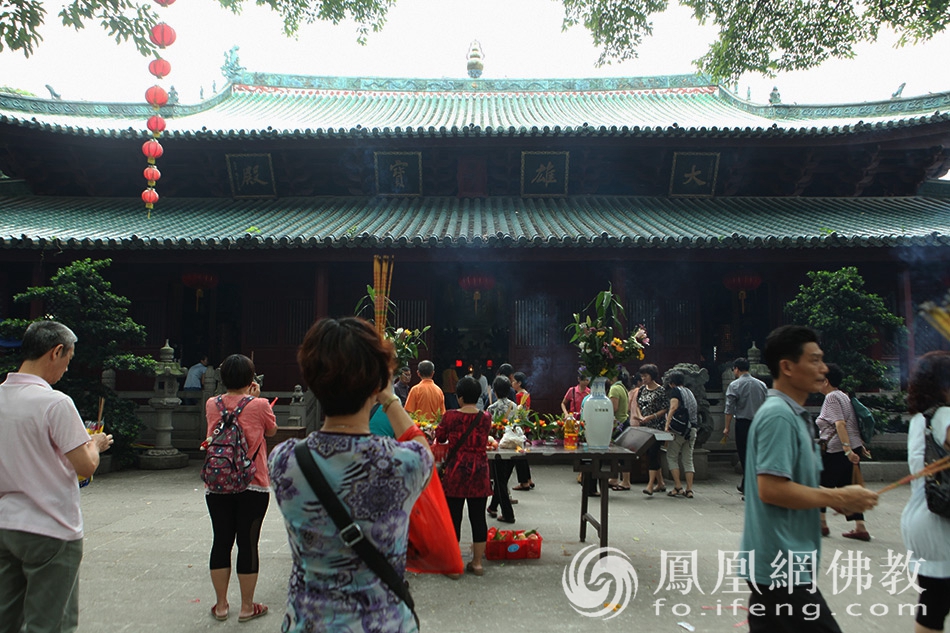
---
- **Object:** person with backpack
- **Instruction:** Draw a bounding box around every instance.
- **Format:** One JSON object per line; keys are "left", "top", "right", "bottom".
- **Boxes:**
{"left": 815, "top": 363, "right": 872, "bottom": 541}
{"left": 203, "top": 354, "right": 277, "bottom": 623}
{"left": 902, "top": 351, "right": 950, "bottom": 633}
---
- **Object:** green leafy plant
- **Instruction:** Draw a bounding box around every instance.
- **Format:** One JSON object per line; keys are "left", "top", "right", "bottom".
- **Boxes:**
{"left": 566, "top": 286, "right": 649, "bottom": 380}
{"left": 0, "top": 258, "right": 156, "bottom": 468}
{"left": 785, "top": 267, "right": 905, "bottom": 392}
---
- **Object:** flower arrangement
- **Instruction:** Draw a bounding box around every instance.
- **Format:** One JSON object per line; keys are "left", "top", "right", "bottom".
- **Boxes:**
{"left": 566, "top": 286, "right": 649, "bottom": 380}
{"left": 387, "top": 326, "right": 431, "bottom": 368}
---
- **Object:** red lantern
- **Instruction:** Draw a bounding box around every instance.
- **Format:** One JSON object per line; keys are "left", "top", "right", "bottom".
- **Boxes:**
{"left": 144, "top": 165, "right": 161, "bottom": 185}
{"left": 142, "top": 187, "right": 159, "bottom": 208}
{"left": 145, "top": 85, "right": 168, "bottom": 107}
{"left": 723, "top": 271, "right": 762, "bottom": 314}
{"left": 153, "top": 0, "right": 176, "bottom": 6}
{"left": 142, "top": 139, "right": 164, "bottom": 163}
{"left": 149, "top": 23, "right": 177, "bottom": 48}
{"left": 147, "top": 114, "right": 166, "bottom": 134}
{"left": 148, "top": 58, "right": 172, "bottom": 79}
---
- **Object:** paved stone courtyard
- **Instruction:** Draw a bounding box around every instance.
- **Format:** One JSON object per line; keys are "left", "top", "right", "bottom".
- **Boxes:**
{"left": 77, "top": 459, "right": 916, "bottom": 632}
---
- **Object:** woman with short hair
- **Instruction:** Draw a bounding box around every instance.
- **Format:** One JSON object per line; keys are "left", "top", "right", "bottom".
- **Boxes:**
{"left": 268, "top": 317, "right": 432, "bottom": 632}
{"left": 631, "top": 364, "right": 668, "bottom": 495}
{"left": 435, "top": 376, "right": 492, "bottom": 575}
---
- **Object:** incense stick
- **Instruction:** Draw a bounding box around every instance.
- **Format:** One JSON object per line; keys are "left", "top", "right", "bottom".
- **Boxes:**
{"left": 97, "top": 397, "right": 105, "bottom": 423}
{"left": 877, "top": 455, "right": 950, "bottom": 494}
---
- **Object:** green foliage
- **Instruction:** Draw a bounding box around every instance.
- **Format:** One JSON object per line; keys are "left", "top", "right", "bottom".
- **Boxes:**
{"left": 860, "top": 391, "right": 910, "bottom": 433}
{"left": 1, "top": 0, "right": 394, "bottom": 59}
{"left": 566, "top": 286, "right": 649, "bottom": 380}
{"left": 7, "top": 0, "right": 950, "bottom": 80}
{"left": 0, "top": 258, "right": 156, "bottom": 468}
{"left": 561, "top": 0, "right": 949, "bottom": 79}
{"left": 785, "top": 267, "right": 905, "bottom": 392}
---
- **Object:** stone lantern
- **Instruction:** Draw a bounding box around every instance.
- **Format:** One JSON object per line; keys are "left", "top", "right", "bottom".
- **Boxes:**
{"left": 139, "top": 339, "right": 189, "bottom": 469}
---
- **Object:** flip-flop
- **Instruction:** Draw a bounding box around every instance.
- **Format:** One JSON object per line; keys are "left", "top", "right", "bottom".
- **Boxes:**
{"left": 511, "top": 484, "right": 532, "bottom": 491}
{"left": 609, "top": 484, "right": 631, "bottom": 491}
{"left": 238, "top": 603, "right": 268, "bottom": 623}
{"left": 211, "top": 604, "right": 229, "bottom": 622}
{"left": 667, "top": 488, "right": 684, "bottom": 497}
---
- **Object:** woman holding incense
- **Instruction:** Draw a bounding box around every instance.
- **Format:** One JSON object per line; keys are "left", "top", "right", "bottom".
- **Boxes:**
{"left": 268, "top": 317, "right": 432, "bottom": 632}
{"left": 901, "top": 350, "right": 950, "bottom": 633}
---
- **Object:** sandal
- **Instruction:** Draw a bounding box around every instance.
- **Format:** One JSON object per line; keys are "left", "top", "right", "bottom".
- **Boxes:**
{"left": 641, "top": 488, "right": 653, "bottom": 496}
{"left": 609, "top": 484, "right": 631, "bottom": 491}
{"left": 211, "top": 604, "right": 229, "bottom": 622}
{"left": 238, "top": 603, "right": 268, "bottom": 623}
{"left": 466, "top": 561, "right": 485, "bottom": 576}
{"left": 654, "top": 486, "right": 667, "bottom": 493}
{"left": 511, "top": 484, "right": 532, "bottom": 491}
{"left": 684, "top": 490, "right": 694, "bottom": 499}
{"left": 667, "top": 488, "right": 684, "bottom": 497}
{"left": 487, "top": 508, "right": 498, "bottom": 518}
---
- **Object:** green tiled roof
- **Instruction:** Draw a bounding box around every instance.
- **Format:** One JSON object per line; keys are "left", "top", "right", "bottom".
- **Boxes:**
{"left": 2, "top": 72, "right": 950, "bottom": 140}
{"left": 1, "top": 195, "right": 948, "bottom": 250}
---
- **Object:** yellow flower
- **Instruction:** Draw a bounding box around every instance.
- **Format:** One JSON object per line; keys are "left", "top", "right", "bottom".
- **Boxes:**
{"left": 637, "top": 349, "right": 645, "bottom": 360}
{"left": 599, "top": 368, "right": 607, "bottom": 375}
{"left": 596, "top": 330, "right": 606, "bottom": 337}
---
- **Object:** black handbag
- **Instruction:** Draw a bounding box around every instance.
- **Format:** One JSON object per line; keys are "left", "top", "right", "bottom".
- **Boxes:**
{"left": 293, "top": 441, "right": 420, "bottom": 629}
{"left": 924, "top": 412, "right": 950, "bottom": 519}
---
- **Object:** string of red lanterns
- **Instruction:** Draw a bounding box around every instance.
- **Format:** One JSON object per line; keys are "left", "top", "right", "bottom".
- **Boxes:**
{"left": 141, "top": 0, "right": 177, "bottom": 217}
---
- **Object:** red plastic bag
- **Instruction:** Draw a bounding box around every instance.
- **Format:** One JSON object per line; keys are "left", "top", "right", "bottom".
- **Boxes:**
{"left": 399, "top": 428, "right": 464, "bottom": 574}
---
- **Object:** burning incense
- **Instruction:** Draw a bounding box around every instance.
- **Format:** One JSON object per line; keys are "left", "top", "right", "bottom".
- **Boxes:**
{"left": 97, "top": 397, "right": 105, "bottom": 423}
{"left": 878, "top": 455, "right": 950, "bottom": 494}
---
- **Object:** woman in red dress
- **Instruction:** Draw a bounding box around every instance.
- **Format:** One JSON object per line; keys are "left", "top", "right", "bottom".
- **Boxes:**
{"left": 435, "top": 376, "right": 493, "bottom": 575}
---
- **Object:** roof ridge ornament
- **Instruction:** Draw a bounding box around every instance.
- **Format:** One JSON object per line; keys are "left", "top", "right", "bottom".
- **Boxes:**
{"left": 222, "top": 46, "right": 245, "bottom": 82}
{"left": 467, "top": 41, "right": 484, "bottom": 79}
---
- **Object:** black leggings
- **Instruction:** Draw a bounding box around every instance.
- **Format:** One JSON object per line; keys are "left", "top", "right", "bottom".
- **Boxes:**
{"left": 647, "top": 442, "right": 663, "bottom": 471}
{"left": 206, "top": 490, "right": 269, "bottom": 573}
{"left": 445, "top": 496, "right": 488, "bottom": 543}
{"left": 917, "top": 574, "right": 950, "bottom": 631}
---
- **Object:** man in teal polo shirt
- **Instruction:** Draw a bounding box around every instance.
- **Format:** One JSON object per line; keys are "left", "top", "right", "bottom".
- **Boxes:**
{"left": 740, "top": 325, "right": 878, "bottom": 632}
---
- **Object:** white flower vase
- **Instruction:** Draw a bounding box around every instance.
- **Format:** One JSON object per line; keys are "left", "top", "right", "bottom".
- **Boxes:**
{"left": 583, "top": 377, "right": 613, "bottom": 450}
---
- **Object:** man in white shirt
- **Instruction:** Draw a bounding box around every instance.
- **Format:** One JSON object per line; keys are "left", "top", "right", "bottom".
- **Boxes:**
{"left": 0, "top": 321, "right": 113, "bottom": 633}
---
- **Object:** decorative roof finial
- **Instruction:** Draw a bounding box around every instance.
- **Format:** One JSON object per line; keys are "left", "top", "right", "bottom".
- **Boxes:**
{"left": 222, "top": 45, "right": 245, "bottom": 82}
{"left": 467, "top": 41, "right": 484, "bottom": 79}
{"left": 768, "top": 86, "right": 781, "bottom": 105}
{"left": 891, "top": 82, "right": 906, "bottom": 99}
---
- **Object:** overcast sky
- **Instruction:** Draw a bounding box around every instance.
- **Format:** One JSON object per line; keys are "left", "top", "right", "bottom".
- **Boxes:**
{"left": 2, "top": 0, "right": 949, "bottom": 107}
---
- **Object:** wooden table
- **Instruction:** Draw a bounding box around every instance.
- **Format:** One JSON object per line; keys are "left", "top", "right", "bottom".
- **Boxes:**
{"left": 490, "top": 445, "right": 641, "bottom": 550}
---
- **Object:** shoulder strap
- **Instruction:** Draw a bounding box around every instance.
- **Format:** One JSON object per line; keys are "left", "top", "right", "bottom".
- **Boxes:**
{"left": 443, "top": 412, "right": 484, "bottom": 469}
{"left": 293, "top": 441, "right": 418, "bottom": 628}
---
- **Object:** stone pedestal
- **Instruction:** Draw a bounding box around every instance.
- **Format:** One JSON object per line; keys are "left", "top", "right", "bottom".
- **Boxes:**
{"left": 140, "top": 340, "right": 189, "bottom": 470}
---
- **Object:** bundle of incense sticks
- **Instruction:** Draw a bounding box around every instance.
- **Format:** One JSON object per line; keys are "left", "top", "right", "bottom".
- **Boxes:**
{"left": 97, "top": 397, "right": 105, "bottom": 423}
{"left": 878, "top": 455, "right": 950, "bottom": 494}
{"left": 920, "top": 297, "right": 950, "bottom": 342}
{"left": 373, "top": 255, "right": 394, "bottom": 336}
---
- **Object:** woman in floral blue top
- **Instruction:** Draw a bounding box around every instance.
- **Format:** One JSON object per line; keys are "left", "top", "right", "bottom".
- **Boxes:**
{"left": 269, "top": 317, "right": 433, "bottom": 633}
